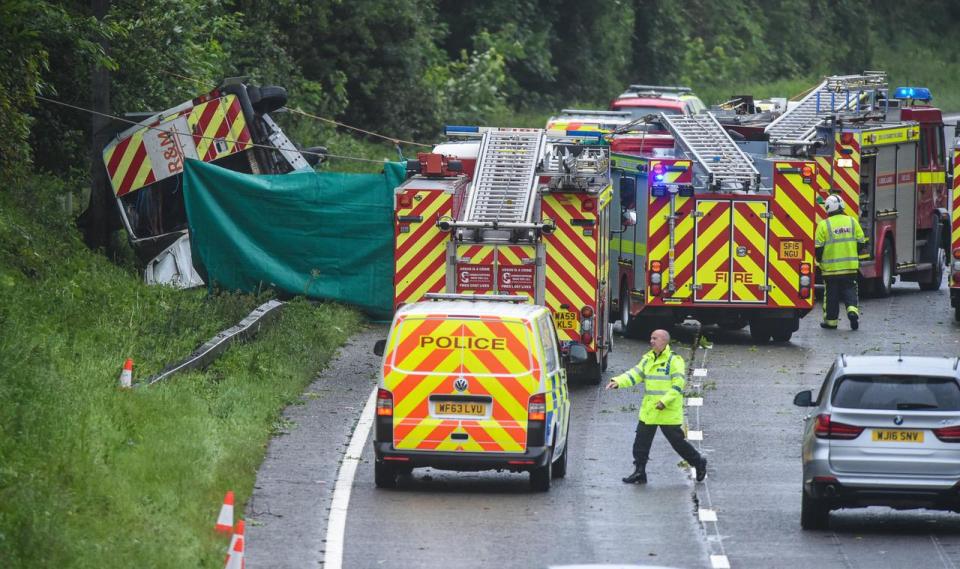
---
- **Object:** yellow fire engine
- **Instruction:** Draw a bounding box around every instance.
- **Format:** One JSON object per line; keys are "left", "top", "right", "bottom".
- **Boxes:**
{"left": 393, "top": 127, "right": 612, "bottom": 383}
{"left": 610, "top": 112, "right": 819, "bottom": 343}
{"left": 950, "top": 137, "right": 960, "bottom": 320}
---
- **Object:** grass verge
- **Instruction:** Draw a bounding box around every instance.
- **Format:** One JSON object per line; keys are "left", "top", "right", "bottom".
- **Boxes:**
{"left": 0, "top": 174, "right": 362, "bottom": 568}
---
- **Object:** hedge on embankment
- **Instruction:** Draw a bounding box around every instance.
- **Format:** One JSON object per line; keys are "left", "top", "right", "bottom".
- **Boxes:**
{"left": 0, "top": 174, "right": 362, "bottom": 568}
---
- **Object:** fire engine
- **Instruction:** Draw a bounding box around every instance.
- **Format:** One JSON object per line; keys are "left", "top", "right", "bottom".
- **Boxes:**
{"left": 609, "top": 112, "right": 820, "bottom": 343}
{"left": 763, "top": 72, "right": 950, "bottom": 297}
{"left": 950, "top": 136, "right": 960, "bottom": 320}
{"left": 392, "top": 127, "right": 612, "bottom": 383}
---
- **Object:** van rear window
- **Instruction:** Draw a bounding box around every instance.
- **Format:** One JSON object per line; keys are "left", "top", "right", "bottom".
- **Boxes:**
{"left": 832, "top": 375, "right": 960, "bottom": 410}
{"left": 390, "top": 316, "right": 534, "bottom": 376}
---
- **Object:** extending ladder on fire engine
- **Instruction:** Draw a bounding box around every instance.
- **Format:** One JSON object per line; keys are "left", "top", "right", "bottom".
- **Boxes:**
{"left": 764, "top": 71, "right": 887, "bottom": 142}
{"left": 660, "top": 112, "right": 760, "bottom": 190}
{"left": 464, "top": 128, "right": 546, "bottom": 223}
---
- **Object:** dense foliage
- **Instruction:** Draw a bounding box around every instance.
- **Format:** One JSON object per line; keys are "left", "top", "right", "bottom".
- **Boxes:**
{"left": 1, "top": 0, "right": 959, "bottom": 217}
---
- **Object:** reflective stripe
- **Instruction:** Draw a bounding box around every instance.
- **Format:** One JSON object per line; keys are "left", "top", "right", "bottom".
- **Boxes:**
{"left": 670, "top": 373, "right": 684, "bottom": 379}
{"left": 645, "top": 389, "right": 667, "bottom": 395}
{"left": 821, "top": 256, "right": 861, "bottom": 265}
{"left": 645, "top": 374, "right": 670, "bottom": 380}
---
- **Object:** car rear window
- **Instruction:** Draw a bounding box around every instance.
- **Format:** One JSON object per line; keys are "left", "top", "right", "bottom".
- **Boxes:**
{"left": 832, "top": 375, "right": 960, "bottom": 410}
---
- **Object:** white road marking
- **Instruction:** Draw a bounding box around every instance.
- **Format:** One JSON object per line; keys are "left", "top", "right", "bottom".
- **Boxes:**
{"left": 710, "top": 554, "right": 731, "bottom": 569}
{"left": 687, "top": 397, "right": 704, "bottom": 407}
{"left": 687, "top": 430, "right": 703, "bottom": 441}
{"left": 699, "top": 508, "right": 718, "bottom": 522}
{"left": 323, "top": 387, "right": 377, "bottom": 569}
{"left": 693, "top": 368, "right": 708, "bottom": 377}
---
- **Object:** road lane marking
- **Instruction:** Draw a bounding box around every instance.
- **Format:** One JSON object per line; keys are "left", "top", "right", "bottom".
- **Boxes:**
{"left": 323, "top": 387, "right": 377, "bottom": 569}
{"left": 710, "top": 554, "right": 731, "bottom": 569}
{"left": 698, "top": 508, "right": 718, "bottom": 522}
{"left": 694, "top": 368, "right": 708, "bottom": 377}
{"left": 687, "top": 397, "right": 704, "bottom": 407}
{"left": 687, "top": 430, "right": 703, "bottom": 441}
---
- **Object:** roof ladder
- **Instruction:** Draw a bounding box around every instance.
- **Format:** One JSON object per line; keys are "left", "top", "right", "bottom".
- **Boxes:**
{"left": 660, "top": 112, "right": 760, "bottom": 189}
{"left": 764, "top": 72, "right": 887, "bottom": 142}
{"left": 464, "top": 128, "right": 546, "bottom": 224}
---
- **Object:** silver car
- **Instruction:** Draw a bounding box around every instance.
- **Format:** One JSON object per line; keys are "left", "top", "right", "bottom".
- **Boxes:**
{"left": 793, "top": 354, "right": 960, "bottom": 529}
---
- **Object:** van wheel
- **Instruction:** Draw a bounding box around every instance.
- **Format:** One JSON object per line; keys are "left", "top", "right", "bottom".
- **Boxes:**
{"left": 552, "top": 435, "right": 568, "bottom": 479}
{"left": 374, "top": 461, "right": 398, "bottom": 489}
{"left": 530, "top": 453, "right": 552, "bottom": 492}
{"left": 800, "top": 490, "right": 830, "bottom": 530}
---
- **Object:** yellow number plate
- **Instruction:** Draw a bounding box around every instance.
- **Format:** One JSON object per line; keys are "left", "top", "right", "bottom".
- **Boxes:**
{"left": 555, "top": 311, "right": 577, "bottom": 330}
{"left": 779, "top": 240, "right": 802, "bottom": 260}
{"left": 435, "top": 402, "right": 486, "bottom": 416}
{"left": 872, "top": 429, "right": 924, "bottom": 443}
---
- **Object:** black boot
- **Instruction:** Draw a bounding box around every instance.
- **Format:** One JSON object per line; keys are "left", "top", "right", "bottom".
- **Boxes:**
{"left": 695, "top": 457, "right": 708, "bottom": 482}
{"left": 622, "top": 468, "right": 647, "bottom": 484}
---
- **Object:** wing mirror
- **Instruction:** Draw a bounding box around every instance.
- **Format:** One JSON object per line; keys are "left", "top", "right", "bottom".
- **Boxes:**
{"left": 373, "top": 339, "right": 386, "bottom": 357}
{"left": 793, "top": 389, "right": 815, "bottom": 407}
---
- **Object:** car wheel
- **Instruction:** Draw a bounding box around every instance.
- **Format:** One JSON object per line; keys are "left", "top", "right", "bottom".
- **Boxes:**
{"left": 749, "top": 321, "right": 771, "bottom": 344}
{"left": 374, "top": 461, "right": 398, "bottom": 489}
{"left": 919, "top": 247, "right": 945, "bottom": 291}
{"left": 875, "top": 241, "right": 894, "bottom": 298}
{"left": 530, "top": 452, "right": 553, "bottom": 492}
{"left": 800, "top": 490, "right": 829, "bottom": 530}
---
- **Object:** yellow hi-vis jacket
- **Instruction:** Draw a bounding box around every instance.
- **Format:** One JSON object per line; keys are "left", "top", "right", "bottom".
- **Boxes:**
{"left": 815, "top": 213, "right": 866, "bottom": 276}
{"left": 612, "top": 345, "right": 686, "bottom": 425}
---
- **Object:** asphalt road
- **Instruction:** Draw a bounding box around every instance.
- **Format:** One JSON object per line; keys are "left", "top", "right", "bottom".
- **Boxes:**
{"left": 246, "top": 277, "right": 960, "bottom": 569}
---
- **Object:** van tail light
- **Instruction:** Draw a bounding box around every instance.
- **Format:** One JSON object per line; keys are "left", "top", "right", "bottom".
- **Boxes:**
{"left": 377, "top": 388, "right": 394, "bottom": 417}
{"left": 528, "top": 393, "right": 546, "bottom": 422}
{"left": 933, "top": 425, "right": 960, "bottom": 442}
{"left": 813, "top": 414, "right": 863, "bottom": 440}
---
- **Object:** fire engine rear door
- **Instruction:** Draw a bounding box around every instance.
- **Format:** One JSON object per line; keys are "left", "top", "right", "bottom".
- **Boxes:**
{"left": 694, "top": 200, "right": 769, "bottom": 302}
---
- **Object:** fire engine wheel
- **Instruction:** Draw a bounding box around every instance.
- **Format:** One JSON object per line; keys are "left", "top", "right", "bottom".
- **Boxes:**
{"left": 919, "top": 247, "right": 945, "bottom": 291}
{"left": 955, "top": 305, "right": 960, "bottom": 323}
{"left": 874, "top": 242, "right": 894, "bottom": 298}
{"left": 581, "top": 356, "right": 603, "bottom": 385}
{"left": 374, "top": 461, "right": 398, "bottom": 489}
{"left": 749, "top": 321, "right": 771, "bottom": 344}
{"left": 530, "top": 451, "right": 553, "bottom": 492}
{"left": 771, "top": 329, "right": 793, "bottom": 343}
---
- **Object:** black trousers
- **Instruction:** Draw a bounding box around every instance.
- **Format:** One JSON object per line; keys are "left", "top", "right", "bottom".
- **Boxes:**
{"left": 822, "top": 274, "right": 859, "bottom": 324}
{"left": 632, "top": 420, "right": 702, "bottom": 470}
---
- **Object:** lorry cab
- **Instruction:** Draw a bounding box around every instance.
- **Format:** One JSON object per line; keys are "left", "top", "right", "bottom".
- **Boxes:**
{"left": 372, "top": 296, "right": 579, "bottom": 491}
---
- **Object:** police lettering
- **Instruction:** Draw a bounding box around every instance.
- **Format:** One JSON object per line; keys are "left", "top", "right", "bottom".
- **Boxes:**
{"left": 419, "top": 335, "right": 507, "bottom": 350}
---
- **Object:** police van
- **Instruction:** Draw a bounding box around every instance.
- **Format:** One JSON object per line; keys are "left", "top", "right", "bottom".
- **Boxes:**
{"left": 372, "top": 295, "right": 585, "bottom": 491}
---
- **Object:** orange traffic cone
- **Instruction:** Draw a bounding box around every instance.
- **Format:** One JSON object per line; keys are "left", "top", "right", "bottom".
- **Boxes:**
{"left": 224, "top": 534, "right": 244, "bottom": 569}
{"left": 225, "top": 519, "right": 245, "bottom": 565}
{"left": 118, "top": 358, "right": 133, "bottom": 388}
{"left": 215, "top": 491, "right": 234, "bottom": 534}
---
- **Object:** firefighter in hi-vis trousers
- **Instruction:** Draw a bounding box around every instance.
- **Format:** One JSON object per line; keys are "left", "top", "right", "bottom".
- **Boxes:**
{"left": 605, "top": 329, "right": 706, "bottom": 484}
{"left": 816, "top": 194, "right": 867, "bottom": 330}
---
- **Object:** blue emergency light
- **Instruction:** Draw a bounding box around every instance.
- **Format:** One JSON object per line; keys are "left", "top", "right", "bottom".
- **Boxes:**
{"left": 893, "top": 87, "right": 932, "bottom": 102}
{"left": 445, "top": 125, "right": 480, "bottom": 134}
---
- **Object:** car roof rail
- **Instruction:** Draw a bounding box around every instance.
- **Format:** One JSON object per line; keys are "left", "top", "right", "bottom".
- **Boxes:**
{"left": 840, "top": 353, "right": 847, "bottom": 367}
{"left": 954, "top": 356, "right": 959, "bottom": 371}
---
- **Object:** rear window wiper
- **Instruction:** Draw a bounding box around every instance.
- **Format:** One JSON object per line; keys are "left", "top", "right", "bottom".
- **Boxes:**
{"left": 896, "top": 402, "right": 939, "bottom": 410}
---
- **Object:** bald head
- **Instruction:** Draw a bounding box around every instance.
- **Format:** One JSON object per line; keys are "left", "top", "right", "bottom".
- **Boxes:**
{"left": 650, "top": 329, "right": 670, "bottom": 354}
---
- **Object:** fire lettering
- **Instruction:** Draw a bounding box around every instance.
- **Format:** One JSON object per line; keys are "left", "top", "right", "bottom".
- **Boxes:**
{"left": 715, "top": 272, "right": 755, "bottom": 284}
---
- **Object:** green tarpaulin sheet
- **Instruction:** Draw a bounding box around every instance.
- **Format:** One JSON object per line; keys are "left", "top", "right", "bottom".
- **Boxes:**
{"left": 182, "top": 159, "right": 405, "bottom": 318}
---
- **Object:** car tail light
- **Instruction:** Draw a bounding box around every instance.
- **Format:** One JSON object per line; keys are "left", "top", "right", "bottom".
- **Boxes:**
{"left": 528, "top": 393, "right": 546, "bottom": 422}
{"left": 377, "top": 388, "right": 394, "bottom": 417}
{"left": 398, "top": 194, "right": 413, "bottom": 209}
{"left": 934, "top": 425, "right": 960, "bottom": 442}
{"left": 813, "top": 414, "right": 863, "bottom": 439}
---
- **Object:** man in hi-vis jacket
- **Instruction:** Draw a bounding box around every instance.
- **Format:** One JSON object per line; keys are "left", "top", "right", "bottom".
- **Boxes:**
{"left": 606, "top": 329, "right": 706, "bottom": 484}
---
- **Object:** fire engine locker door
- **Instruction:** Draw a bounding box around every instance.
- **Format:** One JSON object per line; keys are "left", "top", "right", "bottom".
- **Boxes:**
{"left": 693, "top": 200, "right": 732, "bottom": 302}
{"left": 730, "top": 201, "right": 769, "bottom": 303}
{"left": 895, "top": 143, "right": 918, "bottom": 265}
{"left": 859, "top": 155, "right": 877, "bottom": 251}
